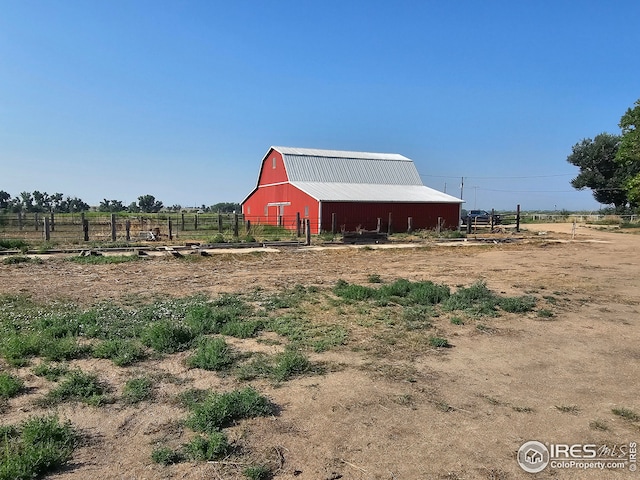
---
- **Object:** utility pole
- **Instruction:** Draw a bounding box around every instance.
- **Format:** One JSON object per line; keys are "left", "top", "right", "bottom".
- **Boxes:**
{"left": 460, "top": 177, "right": 464, "bottom": 200}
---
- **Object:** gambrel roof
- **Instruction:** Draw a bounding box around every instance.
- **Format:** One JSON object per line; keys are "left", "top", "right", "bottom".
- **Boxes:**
{"left": 245, "top": 146, "right": 463, "bottom": 204}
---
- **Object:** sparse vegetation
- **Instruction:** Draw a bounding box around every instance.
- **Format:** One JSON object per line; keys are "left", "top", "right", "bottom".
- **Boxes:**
{"left": 122, "top": 377, "right": 154, "bottom": 404}
{"left": 40, "top": 369, "right": 110, "bottom": 406}
{"left": 0, "top": 372, "right": 24, "bottom": 399}
{"left": 0, "top": 415, "right": 77, "bottom": 479}
{"left": 186, "top": 387, "right": 275, "bottom": 432}
{"left": 187, "top": 337, "right": 236, "bottom": 372}
{"left": 92, "top": 339, "right": 147, "bottom": 366}
{"left": 68, "top": 254, "right": 141, "bottom": 265}
{"left": 183, "top": 431, "right": 230, "bottom": 461}
{"left": 555, "top": 405, "right": 580, "bottom": 414}
{"left": 612, "top": 407, "right": 640, "bottom": 422}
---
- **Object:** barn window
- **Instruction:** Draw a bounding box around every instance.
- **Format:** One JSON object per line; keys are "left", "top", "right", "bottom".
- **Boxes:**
{"left": 264, "top": 206, "right": 268, "bottom": 216}
{"left": 304, "top": 206, "right": 309, "bottom": 217}
{"left": 272, "top": 157, "right": 276, "bottom": 169}
{"left": 246, "top": 206, "right": 250, "bottom": 214}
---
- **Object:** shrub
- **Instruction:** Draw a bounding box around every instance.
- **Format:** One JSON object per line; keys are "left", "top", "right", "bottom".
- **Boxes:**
{"left": 187, "top": 337, "right": 235, "bottom": 371}
{"left": 68, "top": 255, "right": 140, "bottom": 265}
{"left": 151, "top": 446, "right": 184, "bottom": 465}
{"left": 443, "top": 281, "right": 499, "bottom": 316}
{"left": 428, "top": 336, "right": 451, "bottom": 348}
{"left": 537, "top": 309, "right": 555, "bottom": 318}
{"left": 271, "top": 349, "right": 312, "bottom": 382}
{"left": 0, "top": 372, "right": 24, "bottom": 399}
{"left": 0, "top": 415, "right": 77, "bottom": 479}
{"left": 42, "top": 370, "right": 109, "bottom": 406}
{"left": 32, "top": 363, "right": 70, "bottom": 381}
{"left": 0, "top": 333, "right": 42, "bottom": 367}
{"left": 499, "top": 296, "right": 536, "bottom": 313}
{"left": 220, "top": 320, "right": 263, "bottom": 338}
{"left": 367, "top": 274, "right": 382, "bottom": 283}
{"left": 244, "top": 465, "right": 272, "bottom": 480}
{"left": 92, "top": 339, "right": 146, "bottom": 366}
{"left": 612, "top": 407, "right": 640, "bottom": 422}
{"left": 122, "top": 377, "right": 154, "bottom": 404}
{"left": 2, "top": 255, "right": 38, "bottom": 265}
{"left": 186, "top": 387, "right": 275, "bottom": 432}
{"left": 140, "top": 321, "right": 194, "bottom": 354}
{"left": 40, "top": 337, "right": 90, "bottom": 362}
{"left": 183, "top": 431, "right": 229, "bottom": 461}
{"left": 333, "top": 280, "right": 375, "bottom": 301}
{"left": 0, "top": 239, "right": 29, "bottom": 251}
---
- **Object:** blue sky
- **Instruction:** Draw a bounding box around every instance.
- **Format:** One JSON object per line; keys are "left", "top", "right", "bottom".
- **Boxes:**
{"left": 1, "top": 0, "right": 639, "bottom": 211}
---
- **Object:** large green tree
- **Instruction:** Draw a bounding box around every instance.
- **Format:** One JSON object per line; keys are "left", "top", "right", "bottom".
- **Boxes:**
{"left": 137, "top": 194, "right": 163, "bottom": 213}
{"left": 617, "top": 98, "right": 640, "bottom": 204}
{"left": 567, "top": 133, "right": 638, "bottom": 211}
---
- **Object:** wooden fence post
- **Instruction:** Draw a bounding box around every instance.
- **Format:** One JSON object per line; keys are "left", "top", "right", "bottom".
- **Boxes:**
{"left": 376, "top": 218, "right": 381, "bottom": 233}
{"left": 296, "top": 212, "right": 301, "bottom": 237}
{"left": 217, "top": 212, "right": 223, "bottom": 233}
{"left": 50, "top": 212, "right": 55, "bottom": 232}
{"left": 125, "top": 220, "right": 131, "bottom": 241}
{"left": 407, "top": 217, "right": 413, "bottom": 233}
{"left": 466, "top": 216, "right": 472, "bottom": 234}
{"left": 387, "top": 213, "right": 393, "bottom": 234}
{"left": 168, "top": 219, "right": 173, "bottom": 240}
{"left": 44, "top": 217, "right": 51, "bottom": 241}
{"left": 17, "top": 212, "right": 23, "bottom": 231}
{"left": 305, "top": 219, "right": 311, "bottom": 246}
{"left": 35, "top": 213, "right": 39, "bottom": 231}
{"left": 331, "top": 213, "right": 337, "bottom": 234}
{"left": 437, "top": 217, "right": 442, "bottom": 234}
{"left": 110, "top": 214, "right": 117, "bottom": 241}
{"left": 83, "top": 219, "right": 89, "bottom": 241}
{"left": 194, "top": 214, "right": 198, "bottom": 230}
{"left": 233, "top": 214, "right": 239, "bottom": 238}
{"left": 246, "top": 220, "right": 251, "bottom": 235}
{"left": 181, "top": 213, "right": 185, "bottom": 231}
{"left": 516, "top": 204, "right": 521, "bottom": 233}
{"left": 490, "top": 209, "right": 495, "bottom": 230}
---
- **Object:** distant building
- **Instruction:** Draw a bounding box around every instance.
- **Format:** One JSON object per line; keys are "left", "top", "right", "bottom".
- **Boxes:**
{"left": 241, "top": 146, "right": 463, "bottom": 234}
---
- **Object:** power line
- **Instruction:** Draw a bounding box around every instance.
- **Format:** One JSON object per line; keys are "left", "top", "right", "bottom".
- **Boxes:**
{"left": 419, "top": 173, "right": 574, "bottom": 179}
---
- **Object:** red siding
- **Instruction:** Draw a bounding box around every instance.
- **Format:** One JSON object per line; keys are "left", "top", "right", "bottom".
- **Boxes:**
{"left": 242, "top": 183, "right": 320, "bottom": 232}
{"left": 321, "top": 202, "right": 460, "bottom": 232}
{"left": 257, "top": 149, "right": 288, "bottom": 185}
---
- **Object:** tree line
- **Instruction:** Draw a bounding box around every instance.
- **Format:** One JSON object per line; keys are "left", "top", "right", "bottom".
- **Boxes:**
{"left": 0, "top": 191, "right": 240, "bottom": 215}
{"left": 567, "top": 98, "right": 640, "bottom": 213}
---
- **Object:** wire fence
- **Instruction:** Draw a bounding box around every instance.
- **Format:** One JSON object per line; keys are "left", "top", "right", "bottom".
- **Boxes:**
{"left": 0, "top": 212, "right": 320, "bottom": 246}
{"left": 1, "top": 211, "right": 638, "bottom": 247}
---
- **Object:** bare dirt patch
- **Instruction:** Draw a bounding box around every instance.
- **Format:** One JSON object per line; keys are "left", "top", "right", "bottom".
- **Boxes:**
{"left": 1, "top": 225, "right": 639, "bottom": 479}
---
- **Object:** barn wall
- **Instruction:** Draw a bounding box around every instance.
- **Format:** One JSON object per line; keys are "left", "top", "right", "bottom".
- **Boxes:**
{"left": 320, "top": 202, "right": 460, "bottom": 232}
{"left": 257, "top": 149, "right": 288, "bottom": 185}
{"left": 242, "top": 183, "right": 320, "bottom": 232}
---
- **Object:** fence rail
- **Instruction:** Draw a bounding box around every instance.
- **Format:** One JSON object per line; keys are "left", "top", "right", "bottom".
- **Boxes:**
{"left": 1, "top": 211, "right": 638, "bottom": 247}
{"left": 0, "top": 212, "right": 321, "bottom": 245}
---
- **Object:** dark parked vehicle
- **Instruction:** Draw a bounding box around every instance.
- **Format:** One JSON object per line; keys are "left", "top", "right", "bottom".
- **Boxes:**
{"left": 461, "top": 210, "right": 501, "bottom": 225}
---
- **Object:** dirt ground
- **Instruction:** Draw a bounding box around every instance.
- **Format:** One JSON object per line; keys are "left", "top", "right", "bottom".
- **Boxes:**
{"left": 1, "top": 223, "right": 639, "bottom": 479}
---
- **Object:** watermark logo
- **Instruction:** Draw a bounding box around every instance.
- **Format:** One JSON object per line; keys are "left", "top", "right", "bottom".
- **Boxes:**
{"left": 517, "top": 441, "right": 549, "bottom": 473}
{"left": 517, "top": 441, "right": 637, "bottom": 473}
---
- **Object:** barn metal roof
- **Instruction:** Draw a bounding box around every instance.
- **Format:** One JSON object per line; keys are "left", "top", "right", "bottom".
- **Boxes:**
{"left": 291, "top": 182, "right": 463, "bottom": 203}
{"left": 272, "top": 146, "right": 422, "bottom": 185}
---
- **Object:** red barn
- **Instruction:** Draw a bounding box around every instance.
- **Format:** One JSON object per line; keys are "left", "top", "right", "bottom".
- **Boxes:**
{"left": 241, "top": 146, "right": 464, "bottom": 234}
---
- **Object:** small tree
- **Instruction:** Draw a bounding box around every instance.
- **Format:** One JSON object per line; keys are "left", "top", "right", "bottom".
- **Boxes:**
{"left": 0, "top": 190, "right": 10, "bottom": 211}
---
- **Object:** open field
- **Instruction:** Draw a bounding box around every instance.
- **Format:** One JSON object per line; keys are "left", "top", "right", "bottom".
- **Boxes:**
{"left": 0, "top": 224, "right": 639, "bottom": 479}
